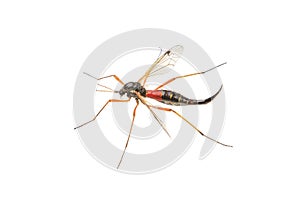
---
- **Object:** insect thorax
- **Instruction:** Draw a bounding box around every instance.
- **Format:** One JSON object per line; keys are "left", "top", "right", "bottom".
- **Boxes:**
{"left": 119, "top": 82, "right": 146, "bottom": 98}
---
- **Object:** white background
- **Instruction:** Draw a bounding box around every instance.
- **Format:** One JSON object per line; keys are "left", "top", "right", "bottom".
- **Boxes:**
{"left": 1, "top": 1, "right": 299, "bottom": 199}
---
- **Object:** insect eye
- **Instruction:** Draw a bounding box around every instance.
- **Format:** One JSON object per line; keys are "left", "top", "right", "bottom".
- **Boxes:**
{"left": 119, "top": 90, "right": 124, "bottom": 95}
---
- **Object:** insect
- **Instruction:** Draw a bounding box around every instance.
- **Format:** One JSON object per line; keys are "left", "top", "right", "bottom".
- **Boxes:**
{"left": 74, "top": 45, "right": 232, "bottom": 169}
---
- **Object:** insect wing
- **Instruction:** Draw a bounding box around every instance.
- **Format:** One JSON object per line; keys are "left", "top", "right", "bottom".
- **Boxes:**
{"left": 138, "top": 45, "right": 184, "bottom": 86}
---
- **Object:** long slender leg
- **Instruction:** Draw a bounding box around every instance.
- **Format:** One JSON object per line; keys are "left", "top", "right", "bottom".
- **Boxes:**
{"left": 95, "top": 84, "right": 119, "bottom": 93}
{"left": 83, "top": 72, "right": 125, "bottom": 85}
{"left": 155, "top": 62, "right": 226, "bottom": 90}
{"left": 96, "top": 90, "right": 115, "bottom": 93}
{"left": 147, "top": 104, "right": 232, "bottom": 147}
{"left": 74, "top": 98, "right": 130, "bottom": 130}
{"left": 97, "top": 84, "right": 114, "bottom": 91}
{"left": 136, "top": 93, "right": 171, "bottom": 138}
{"left": 117, "top": 99, "right": 139, "bottom": 169}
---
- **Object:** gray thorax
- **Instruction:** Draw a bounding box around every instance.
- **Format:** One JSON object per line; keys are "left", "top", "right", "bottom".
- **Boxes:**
{"left": 119, "top": 82, "right": 146, "bottom": 98}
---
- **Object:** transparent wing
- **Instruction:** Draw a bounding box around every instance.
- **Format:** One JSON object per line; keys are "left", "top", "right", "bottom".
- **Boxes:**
{"left": 138, "top": 45, "right": 184, "bottom": 86}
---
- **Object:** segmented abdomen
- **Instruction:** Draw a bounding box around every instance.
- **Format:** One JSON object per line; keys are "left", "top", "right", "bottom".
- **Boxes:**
{"left": 146, "top": 85, "right": 222, "bottom": 106}
{"left": 146, "top": 90, "right": 195, "bottom": 106}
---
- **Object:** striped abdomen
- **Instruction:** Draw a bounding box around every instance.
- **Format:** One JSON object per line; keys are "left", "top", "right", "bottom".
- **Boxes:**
{"left": 146, "top": 85, "right": 222, "bottom": 106}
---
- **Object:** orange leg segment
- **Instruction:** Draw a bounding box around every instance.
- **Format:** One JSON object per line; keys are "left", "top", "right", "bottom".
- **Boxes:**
{"left": 155, "top": 63, "right": 226, "bottom": 90}
{"left": 74, "top": 98, "right": 130, "bottom": 130}
{"left": 117, "top": 99, "right": 139, "bottom": 169}
{"left": 148, "top": 105, "right": 232, "bottom": 147}
{"left": 83, "top": 72, "right": 125, "bottom": 85}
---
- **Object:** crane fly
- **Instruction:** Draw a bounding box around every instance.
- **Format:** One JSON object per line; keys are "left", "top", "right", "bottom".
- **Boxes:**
{"left": 74, "top": 45, "right": 232, "bottom": 169}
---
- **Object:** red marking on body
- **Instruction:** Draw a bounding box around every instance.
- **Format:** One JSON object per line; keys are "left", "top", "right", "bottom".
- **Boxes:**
{"left": 146, "top": 90, "right": 163, "bottom": 101}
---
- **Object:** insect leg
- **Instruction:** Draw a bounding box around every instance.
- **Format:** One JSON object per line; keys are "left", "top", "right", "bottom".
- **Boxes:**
{"left": 147, "top": 105, "right": 232, "bottom": 147}
{"left": 136, "top": 93, "right": 171, "bottom": 138}
{"left": 83, "top": 72, "right": 125, "bottom": 85}
{"left": 95, "top": 84, "right": 119, "bottom": 93}
{"left": 117, "top": 99, "right": 139, "bottom": 169}
{"left": 74, "top": 98, "right": 130, "bottom": 130}
{"left": 97, "top": 84, "right": 114, "bottom": 91}
{"left": 155, "top": 62, "right": 226, "bottom": 90}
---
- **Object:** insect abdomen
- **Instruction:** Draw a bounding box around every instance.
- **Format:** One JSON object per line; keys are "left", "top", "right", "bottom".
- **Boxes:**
{"left": 161, "top": 90, "right": 190, "bottom": 105}
{"left": 146, "top": 90, "right": 191, "bottom": 106}
{"left": 146, "top": 85, "right": 222, "bottom": 106}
